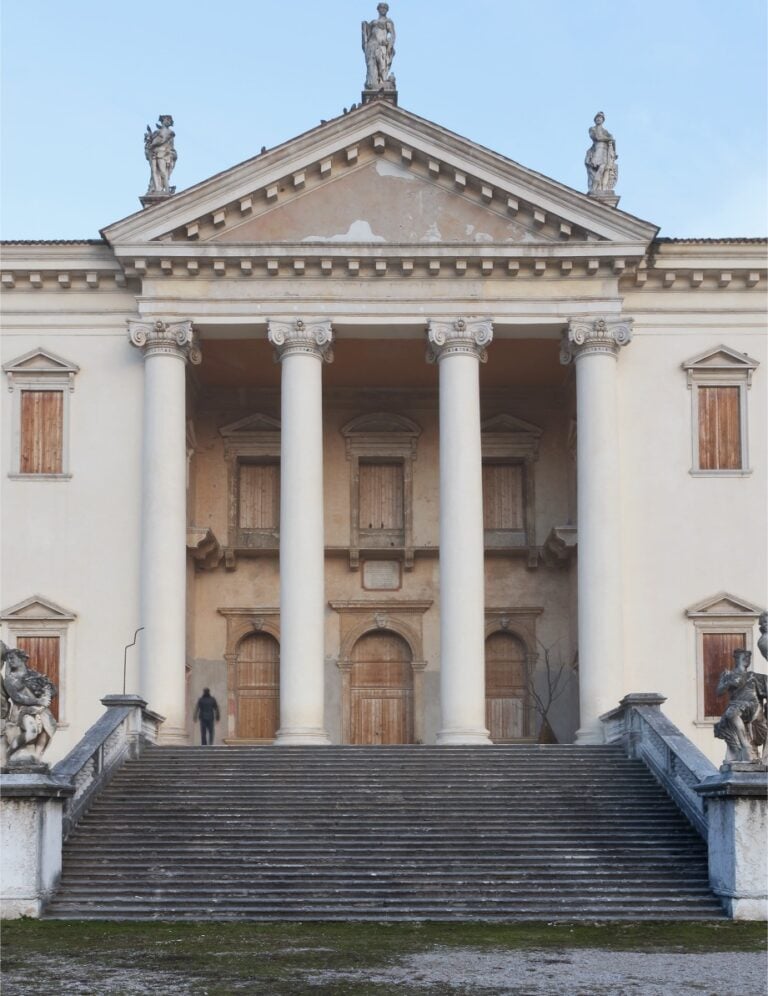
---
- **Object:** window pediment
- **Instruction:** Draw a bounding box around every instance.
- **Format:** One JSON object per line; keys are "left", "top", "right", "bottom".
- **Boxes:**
{"left": 3, "top": 349, "right": 79, "bottom": 391}
{"left": 683, "top": 345, "right": 759, "bottom": 387}
{"left": 1, "top": 595, "right": 77, "bottom": 622}
{"left": 685, "top": 592, "right": 764, "bottom": 619}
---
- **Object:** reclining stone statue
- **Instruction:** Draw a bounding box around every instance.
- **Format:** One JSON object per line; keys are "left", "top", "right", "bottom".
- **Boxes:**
{"left": 714, "top": 647, "right": 768, "bottom": 764}
{"left": 0, "top": 641, "right": 58, "bottom": 770}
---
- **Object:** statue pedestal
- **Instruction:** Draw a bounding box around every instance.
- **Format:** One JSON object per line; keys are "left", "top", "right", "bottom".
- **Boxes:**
{"left": 361, "top": 86, "right": 398, "bottom": 106}
{"left": 0, "top": 775, "right": 73, "bottom": 918}
{"left": 140, "top": 189, "right": 175, "bottom": 209}
{"left": 696, "top": 767, "right": 768, "bottom": 919}
{"left": 588, "top": 190, "right": 620, "bottom": 209}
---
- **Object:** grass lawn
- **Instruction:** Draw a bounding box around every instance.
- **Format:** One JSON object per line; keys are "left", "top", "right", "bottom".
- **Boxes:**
{"left": 2, "top": 920, "right": 766, "bottom": 995}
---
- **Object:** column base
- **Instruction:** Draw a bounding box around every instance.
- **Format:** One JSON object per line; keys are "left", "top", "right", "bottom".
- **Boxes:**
{"left": 574, "top": 723, "right": 606, "bottom": 745}
{"left": 436, "top": 729, "right": 492, "bottom": 746}
{"left": 274, "top": 727, "right": 331, "bottom": 746}
{"left": 156, "top": 726, "right": 190, "bottom": 746}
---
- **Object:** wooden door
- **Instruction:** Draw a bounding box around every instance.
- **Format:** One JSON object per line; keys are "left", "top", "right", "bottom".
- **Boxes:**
{"left": 350, "top": 631, "right": 413, "bottom": 744}
{"left": 16, "top": 636, "right": 60, "bottom": 720}
{"left": 235, "top": 633, "right": 279, "bottom": 741}
{"left": 485, "top": 632, "right": 528, "bottom": 742}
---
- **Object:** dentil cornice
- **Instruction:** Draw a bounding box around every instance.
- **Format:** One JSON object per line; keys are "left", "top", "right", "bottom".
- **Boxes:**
{"left": 427, "top": 317, "right": 494, "bottom": 362}
{"left": 267, "top": 319, "right": 334, "bottom": 361}
{"left": 560, "top": 316, "right": 633, "bottom": 363}
{"left": 128, "top": 319, "right": 201, "bottom": 363}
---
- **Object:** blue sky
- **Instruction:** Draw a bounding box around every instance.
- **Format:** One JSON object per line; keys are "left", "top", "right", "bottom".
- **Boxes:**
{"left": 1, "top": 0, "right": 766, "bottom": 239}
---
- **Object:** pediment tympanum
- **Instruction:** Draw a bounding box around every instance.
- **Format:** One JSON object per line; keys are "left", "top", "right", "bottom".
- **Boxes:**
{"left": 685, "top": 593, "right": 764, "bottom": 619}
{"left": 0, "top": 595, "right": 77, "bottom": 622}
{"left": 102, "top": 102, "right": 657, "bottom": 252}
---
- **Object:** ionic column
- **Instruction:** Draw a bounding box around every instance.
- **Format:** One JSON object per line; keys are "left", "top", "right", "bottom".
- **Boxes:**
{"left": 561, "top": 317, "right": 633, "bottom": 743}
{"left": 268, "top": 319, "right": 332, "bottom": 745}
{"left": 428, "top": 318, "right": 493, "bottom": 745}
{"left": 129, "top": 320, "right": 201, "bottom": 743}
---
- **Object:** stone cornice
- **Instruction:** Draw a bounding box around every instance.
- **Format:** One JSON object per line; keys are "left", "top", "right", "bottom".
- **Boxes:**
{"left": 560, "top": 317, "right": 633, "bottom": 363}
{"left": 267, "top": 318, "right": 333, "bottom": 361}
{"left": 427, "top": 317, "right": 493, "bottom": 362}
{"left": 128, "top": 320, "right": 201, "bottom": 363}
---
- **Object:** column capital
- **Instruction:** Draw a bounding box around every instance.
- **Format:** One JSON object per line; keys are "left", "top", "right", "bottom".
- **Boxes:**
{"left": 560, "top": 317, "right": 633, "bottom": 364}
{"left": 268, "top": 319, "right": 333, "bottom": 362}
{"left": 128, "top": 320, "right": 201, "bottom": 364}
{"left": 427, "top": 317, "right": 493, "bottom": 363}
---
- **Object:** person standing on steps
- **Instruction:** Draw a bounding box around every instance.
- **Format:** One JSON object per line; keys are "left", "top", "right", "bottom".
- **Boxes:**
{"left": 193, "top": 688, "right": 220, "bottom": 745}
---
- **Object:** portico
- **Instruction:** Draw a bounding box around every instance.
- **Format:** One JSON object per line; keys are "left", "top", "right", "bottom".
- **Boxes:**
{"left": 106, "top": 99, "right": 656, "bottom": 748}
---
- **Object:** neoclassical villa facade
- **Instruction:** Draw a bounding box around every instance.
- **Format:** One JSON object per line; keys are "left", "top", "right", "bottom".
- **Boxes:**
{"left": 2, "top": 96, "right": 766, "bottom": 765}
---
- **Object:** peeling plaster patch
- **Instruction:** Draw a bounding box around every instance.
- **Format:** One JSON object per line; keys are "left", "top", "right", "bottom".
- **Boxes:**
{"left": 303, "top": 220, "right": 386, "bottom": 243}
{"left": 473, "top": 232, "right": 494, "bottom": 243}
{"left": 422, "top": 222, "right": 443, "bottom": 243}
{"left": 375, "top": 159, "right": 415, "bottom": 180}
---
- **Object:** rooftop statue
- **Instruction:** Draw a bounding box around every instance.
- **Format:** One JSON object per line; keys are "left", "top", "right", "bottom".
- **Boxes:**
{"left": 362, "top": 3, "right": 396, "bottom": 93}
{"left": 144, "top": 114, "right": 177, "bottom": 197}
{"left": 0, "top": 641, "right": 58, "bottom": 770}
{"left": 585, "top": 111, "right": 618, "bottom": 197}
{"left": 714, "top": 647, "right": 768, "bottom": 764}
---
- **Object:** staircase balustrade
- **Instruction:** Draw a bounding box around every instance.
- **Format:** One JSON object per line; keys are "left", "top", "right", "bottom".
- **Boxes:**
{"left": 53, "top": 695, "right": 163, "bottom": 838}
{"left": 601, "top": 693, "right": 717, "bottom": 838}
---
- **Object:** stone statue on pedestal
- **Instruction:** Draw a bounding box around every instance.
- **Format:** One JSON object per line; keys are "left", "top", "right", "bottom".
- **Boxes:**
{"left": 714, "top": 647, "right": 768, "bottom": 764}
{"left": 362, "top": 4, "right": 396, "bottom": 96}
{"left": 143, "top": 114, "right": 177, "bottom": 200}
{"left": 585, "top": 112, "right": 618, "bottom": 198}
{"left": 1, "top": 642, "right": 58, "bottom": 770}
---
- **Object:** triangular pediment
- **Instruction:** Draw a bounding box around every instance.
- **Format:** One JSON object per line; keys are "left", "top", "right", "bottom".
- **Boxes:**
{"left": 685, "top": 592, "right": 764, "bottom": 619}
{"left": 219, "top": 413, "right": 281, "bottom": 437}
{"left": 482, "top": 414, "right": 542, "bottom": 437}
{"left": 341, "top": 412, "right": 421, "bottom": 437}
{"left": 1, "top": 595, "right": 77, "bottom": 622}
{"left": 682, "top": 345, "right": 760, "bottom": 373}
{"left": 3, "top": 348, "right": 80, "bottom": 377}
{"left": 102, "top": 103, "right": 657, "bottom": 251}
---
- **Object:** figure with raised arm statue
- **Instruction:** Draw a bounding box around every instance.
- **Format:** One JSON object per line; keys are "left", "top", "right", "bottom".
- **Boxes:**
{"left": 585, "top": 111, "right": 618, "bottom": 196}
{"left": 0, "top": 641, "right": 58, "bottom": 770}
{"left": 362, "top": 3, "right": 396, "bottom": 91}
{"left": 144, "top": 114, "right": 177, "bottom": 196}
{"left": 714, "top": 647, "right": 768, "bottom": 764}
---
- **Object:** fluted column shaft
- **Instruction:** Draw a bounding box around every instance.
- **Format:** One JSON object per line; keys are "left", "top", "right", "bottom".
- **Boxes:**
{"left": 129, "top": 320, "right": 200, "bottom": 743}
{"left": 561, "top": 317, "right": 633, "bottom": 742}
{"left": 268, "top": 319, "right": 332, "bottom": 745}
{"left": 428, "top": 318, "right": 493, "bottom": 745}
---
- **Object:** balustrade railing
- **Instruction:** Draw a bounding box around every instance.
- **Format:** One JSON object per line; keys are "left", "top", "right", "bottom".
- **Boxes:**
{"left": 52, "top": 694, "right": 162, "bottom": 838}
{"left": 601, "top": 692, "right": 718, "bottom": 838}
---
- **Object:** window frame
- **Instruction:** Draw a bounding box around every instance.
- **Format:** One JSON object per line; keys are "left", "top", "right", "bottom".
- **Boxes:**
{"left": 683, "top": 345, "right": 759, "bottom": 477}
{"left": 219, "top": 413, "right": 282, "bottom": 554}
{"left": 4, "top": 348, "right": 79, "bottom": 480}
{"left": 481, "top": 415, "right": 542, "bottom": 567}
{"left": 686, "top": 592, "right": 762, "bottom": 725}
{"left": 341, "top": 413, "right": 421, "bottom": 571}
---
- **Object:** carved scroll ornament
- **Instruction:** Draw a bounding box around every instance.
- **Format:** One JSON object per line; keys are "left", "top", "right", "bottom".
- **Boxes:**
{"left": 129, "top": 320, "right": 201, "bottom": 364}
{"left": 427, "top": 318, "right": 494, "bottom": 363}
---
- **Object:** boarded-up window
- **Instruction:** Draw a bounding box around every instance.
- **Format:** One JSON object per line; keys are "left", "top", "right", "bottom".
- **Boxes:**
{"left": 698, "top": 386, "right": 741, "bottom": 470}
{"left": 703, "top": 631, "right": 747, "bottom": 718}
{"left": 16, "top": 636, "right": 60, "bottom": 721}
{"left": 359, "top": 462, "right": 404, "bottom": 530}
{"left": 20, "top": 390, "right": 63, "bottom": 474}
{"left": 483, "top": 463, "right": 524, "bottom": 530}
{"left": 238, "top": 462, "right": 280, "bottom": 529}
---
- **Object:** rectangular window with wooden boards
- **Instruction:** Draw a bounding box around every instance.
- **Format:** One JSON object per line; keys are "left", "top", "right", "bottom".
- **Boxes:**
{"left": 20, "top": 389, "right": 64, "bottom": 475}
{"left": 697, "top": 385, "right": 742, "bottom": 471}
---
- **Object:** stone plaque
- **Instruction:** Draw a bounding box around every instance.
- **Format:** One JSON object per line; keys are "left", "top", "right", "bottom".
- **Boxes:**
{"left": 362, "top": 560, "right": 401, "bottom": 591}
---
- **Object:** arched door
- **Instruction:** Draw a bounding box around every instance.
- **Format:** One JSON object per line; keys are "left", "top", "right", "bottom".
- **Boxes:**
{"left": 235, "top": 632, "right": 279, "bottom": 742}
{"left": 350, "top": 631, "right": 414, "bottom": 744}
{"left": 485, "top": 631, "right": 529, "bottom": 742}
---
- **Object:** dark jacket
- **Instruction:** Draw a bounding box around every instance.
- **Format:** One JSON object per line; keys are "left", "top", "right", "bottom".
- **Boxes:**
{"left": 194, "top": 694, "right": 220, "bottom": 723}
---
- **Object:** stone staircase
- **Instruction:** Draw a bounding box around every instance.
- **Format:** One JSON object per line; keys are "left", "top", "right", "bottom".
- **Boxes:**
{"left": 45, "top": 745, "right": 724, "bottom": 920}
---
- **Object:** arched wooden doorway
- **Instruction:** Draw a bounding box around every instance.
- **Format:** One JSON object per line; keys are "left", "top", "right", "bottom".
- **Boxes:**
{"left": 234, "top": 632, "right": 280, "bottom": 742}
{"left": 349, "top": 631, "right": 414, "bottom": 744}
{"left": 485, "top": 631, "right": 529, "bottom": 742}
